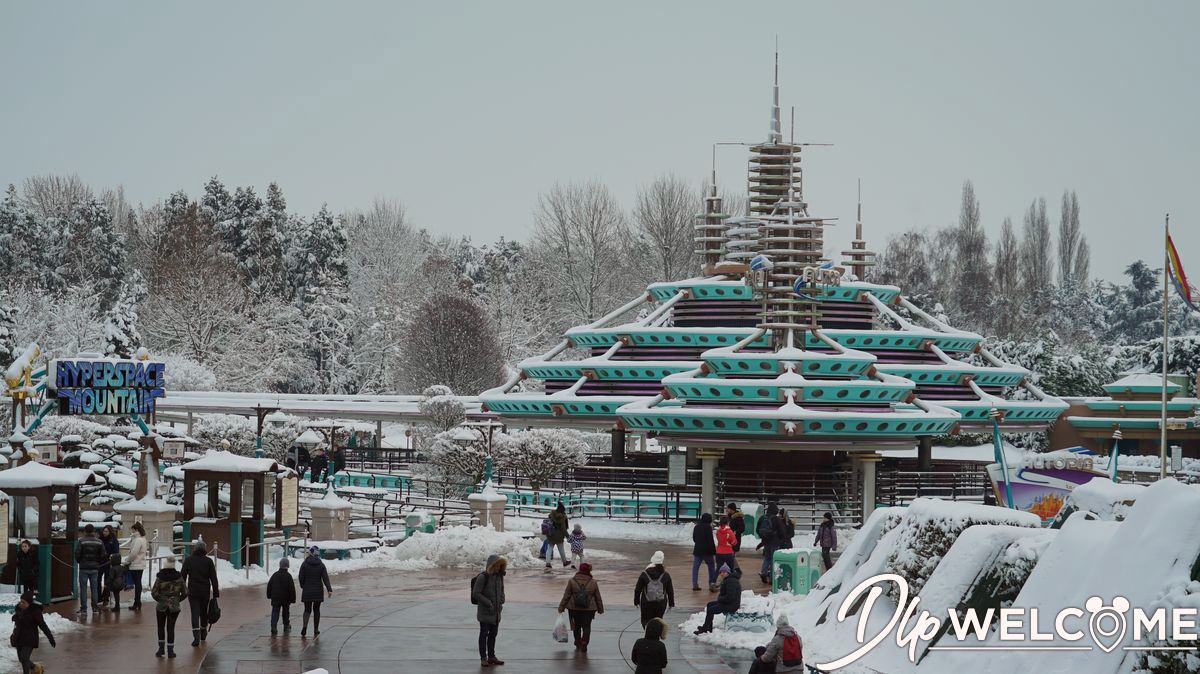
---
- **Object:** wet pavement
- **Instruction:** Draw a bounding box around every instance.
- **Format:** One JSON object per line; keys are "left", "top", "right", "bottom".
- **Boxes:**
{"left": 30, "top": 537, "right": 773, "bottom": 673}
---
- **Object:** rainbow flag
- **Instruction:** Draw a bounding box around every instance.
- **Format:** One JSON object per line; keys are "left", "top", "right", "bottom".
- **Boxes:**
{"left": 1167, "top": 233, "right": 1199, "bottom": 312}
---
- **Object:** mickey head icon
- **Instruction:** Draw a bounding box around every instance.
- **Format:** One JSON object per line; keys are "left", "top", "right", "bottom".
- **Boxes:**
{"left": 1085, "top": 596, "right": 1130, "bottom": 653}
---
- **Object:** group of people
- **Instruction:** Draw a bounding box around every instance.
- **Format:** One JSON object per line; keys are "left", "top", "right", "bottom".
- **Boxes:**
{"left": 538, "top": 503, "right": 587, "bottom": 570}
{"left": 73, "top": 523, "right": 145, "bottom": 613}
{"left": 287, "top": 445, "right": 346, "bottom": 484}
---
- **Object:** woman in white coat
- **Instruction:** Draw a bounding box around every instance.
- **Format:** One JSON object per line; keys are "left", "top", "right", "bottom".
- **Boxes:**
{"left": 125, "top": 522, "right": 149, "bottom": 611}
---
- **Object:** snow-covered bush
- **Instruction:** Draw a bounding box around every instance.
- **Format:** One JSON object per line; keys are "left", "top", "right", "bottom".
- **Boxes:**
{"left": 1133, "top": 580, "right": 1200, "bottom": 673}
{"left": 412, "top": 385, "right": 466, "bottom": 453}
{"left": 31, "top": 416, "right": 111, "bottom": 444}
{"left": 191, "top": 413, "right": 310, "bottom": 460}
{"left": 883, "top": 498, "right": 1040, "bottom": 600}
{"left": 494, "top": 428, "right": 588, "bottom": 490}
{"left": 425, "top": 428, "right": 500, "bottom": 487}
{"left": 160, "top": 353, "right": 218, "bottom": 391}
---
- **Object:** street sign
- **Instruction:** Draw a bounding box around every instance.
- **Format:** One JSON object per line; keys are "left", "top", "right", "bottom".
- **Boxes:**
{"left": 1171, "top": 445, "right": 1183, "bottom": 473}
{"left": 668, "top": 452, "right": 687, "bottom": 486}
{"left": 277, "top": 474, "right": 299, "bottom": 528}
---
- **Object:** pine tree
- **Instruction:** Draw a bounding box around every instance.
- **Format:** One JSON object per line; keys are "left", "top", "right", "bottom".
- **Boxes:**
{"left": 103, "top": 273, "right": 146, "bottom": 358}
{"left": 228, "top": 185, "right": 263, "bottom": 287}
{"left": 297, "top": 271, "right": 356, "bottom": 394}
{"left": 0, "top": 290, "right": 18, "bottom": 366}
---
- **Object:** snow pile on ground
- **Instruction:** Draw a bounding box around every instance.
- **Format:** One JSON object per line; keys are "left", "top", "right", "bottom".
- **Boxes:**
{"left": 510, "top": 515, "right": 695, "bottom": 544}
{"left": 1059, "top": 476, "right": 1144, "bottom": 522}
{"left": 392, "top": 525, "right": 539, "bottom": 569}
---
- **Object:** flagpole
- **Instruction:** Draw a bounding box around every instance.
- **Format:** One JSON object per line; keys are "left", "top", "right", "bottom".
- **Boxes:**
{"left": 1161, "top": 214, "right": 1170, "bottom": 480}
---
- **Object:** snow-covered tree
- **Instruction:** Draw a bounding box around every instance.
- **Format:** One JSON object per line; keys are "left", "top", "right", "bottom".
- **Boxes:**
{"left": 0, "top": 290, "right": 17, "bottom": 367}
{"left": 953, "top": 181, "right": 991, "bottom": 328}
{"left": 1057, "top": 190, "right": 1082, "bottom": 287}
{"left": 398, "top": 292, "right": 505, "bottom": 395}
{"left": 293, "top": 272, "right": 356, "bottom": 394}
{"left": 630, "top": 174, "right": 700, "bottom": 285}
{"left": 425, "top": 428, "right": 496, "bottom": 487}
{"left": 103, "top": 273, "right": 146, "bottom": 358}
{"left": 160, "top": 353, "right": 218, "bottom": 391}
{"left": 493, "top": 428, "right": 589, "bottom": 491}
{"left": 1020, "top": 197, "right": 1053, "bottom": 313}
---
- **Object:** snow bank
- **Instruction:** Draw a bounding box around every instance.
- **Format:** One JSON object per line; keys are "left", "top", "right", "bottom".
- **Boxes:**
{"left": 392, "top": 525, "right": 539, "bottom": 569}
{"left": 0, "top": 611, "right": 83, "bottom": 674}
{"left": 1059, "top": 476, "right": 1144, "bottom": 522}
{"left": 510, "top": 515, "right": 695, "bottom": 544}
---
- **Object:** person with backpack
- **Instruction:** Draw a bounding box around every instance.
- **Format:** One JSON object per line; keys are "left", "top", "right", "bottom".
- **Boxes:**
{"left": 14, "top": 540, "right": 37, "bottom": 597}
{"left": 557, "top": 561, "right": 603, "bottom": 652}
{"left": 715, "top": 515, "right": 738, "bottom": 574}
{"left": 726, "top": 502, "right": 746, "bottom": 553}
{"left": 633, "top": 551, "right": 674, "bottom": 627}
{"left": 815, "top": 512, "right": 838, "bottom": 571}
{"left": 757, "top": 614, "right": 804, "bottom": 672}
{"left": 11, "top": 590, "right": 54, "bottom": 674}
{"left": 630, "top": 617, "right": 668, "bottom": 674}
{"left": 151, "top": 553, "right": 187, "bottom": 658}
{"left": 298, "top": 545, "right": 333, "bottom": 637}
{"left": 691, "top": 512, "right": 717, "bottom": 591}
{"left": 471, "top": 554, "right": 507, "bottom": 667}
{"left": 103, "top": 552, "right": 125, "bottom": 611}
{"left": 567, "top": 523, "right": 586, "bottom": 568}
{"left": 75, "top": 524, "right": 106, "bottom": 614}
{"left": 125, "top": 522, "right": 148, "bottom": 611}
{"left": 693, "top": 563, "right": 741, "bottom": 634}
{"left": 544, "top": 503, "right": 569, "bottom": 571}
{"left": 266, "top": 557, "right": 296, "bottom": 635}
{"left": 778, "top": 508, "right": 795, "bottom": 550}
{"left": 756, "top": 503, "right": 782, "bottom": 584}
{"left": 181, "top": 539, "right": 220, "bottom": 646}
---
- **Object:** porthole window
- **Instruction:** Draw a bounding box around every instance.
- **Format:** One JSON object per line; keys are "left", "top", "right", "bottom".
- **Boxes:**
{"left": 856, "top": 422, "right": 868, "bottom": 431}
{"left": 833, "top": 422, "right": 846, "bottom": 431}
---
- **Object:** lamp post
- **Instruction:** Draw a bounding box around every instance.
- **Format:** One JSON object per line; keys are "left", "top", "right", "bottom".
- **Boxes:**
{"left": 252, "top": 405, "right": 280, "bottom": 459}
{"left": 295, "top": 429, "right": 323, "bottom": 481}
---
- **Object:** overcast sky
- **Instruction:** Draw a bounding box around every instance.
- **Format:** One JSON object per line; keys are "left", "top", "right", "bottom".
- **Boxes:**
{"left": 3, "top": 2, "right": 1196, "bottom": 283}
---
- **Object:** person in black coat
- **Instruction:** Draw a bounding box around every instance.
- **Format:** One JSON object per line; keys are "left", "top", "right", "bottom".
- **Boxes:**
{"left": 633, "top": 551, "right": 675, "bottom": 627}
{"left": 98, "top": 525, "right": 119, "bottom": 606}
{"left": 181, "top": 540, "right": 220, "bottom": 647}
{"left": 691, "top": 513, "right": 717, "bottom": 592}
{"left": 266, "top": 557, "right": 297, "bottom": 635}
{"left": 309, "top": 450, "right": 328, "bottom": 483}
{"left": 298, "top": 546, "right": 332, "bottom": 637}
{"left": 631, "top": 617, "right": 668, "bottom": 674}
{"left": 725, "top": 503, "right": 746, "bottom": 553}
{"left": 11, "top": 591, "right": 55, "bottom": 674}
{"left": 694, "top": 564, "right": 742, "bottom": 634}
{"left": 14, "top": 540, "right": 37, "bottom": 596}
{"left": 756, "top": 503, "right": 782, "bottom": 584}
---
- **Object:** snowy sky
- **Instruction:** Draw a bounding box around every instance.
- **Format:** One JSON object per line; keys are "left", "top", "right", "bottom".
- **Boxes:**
{"left": 3, "top": 1, "right": 1196, "bottom": 283}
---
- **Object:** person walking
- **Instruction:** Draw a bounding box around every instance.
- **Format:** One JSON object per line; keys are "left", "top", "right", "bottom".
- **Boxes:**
{"left": 11, "top": 590, "right": 54, "bottom": 674}
{"left": 74, "top": 524, "right": 105, "bottom": 614}
{"left": 778, "top": 508, "right": 795, "bottom": 550}
{"left": 151, "top": 553, "right": 187, "bottom": 658}
{"left": 754, "top": 613, "right": 805, "bottom": 672}
{"left": 98, "top": 524, "right": 119, "bottom": 607}
{"left": 815, "top": 512, "right": 838, "bottom": 571}
{"left": 125, "top": 522, "right": 148, "bottom": 611}
{"left": 691, "top": 513, "right": 717, "bottom": 591}
{"left": 715, "top": 515, "right": 738, "bottom": 573}
{"left": 544, "top": 503, "right": 569, "bottom": 571}
{"left": 266, "top": 557, "right": 296, "bottom": 635}
{"left": 14, "top": 540, "right": 37, "bottom": 597}
{"left": 567, "top": 523, "right": 586, "bottom": 568}
{"left": 471, "top": 554, "right": 507, "bottom": 667}
{"left": 630, "top": 617, "right": 668, "bottom": 674}
{"left": 633, "top": 551, "right": 674, "bottom": 627}
{"left": 181, "top": 539, "right": 220, "bottom": 646}
{"left": 557, "top": 562, "right": 603, "bottom": 652}
{"left": 725, "top": 503, "right": 746, "bottom": 553}
{"left": 756, "top": 504, "right": 782, "bottom": 584}
{"left": 330, "top": 446, "right": 346, "bottom": 477}
{"left": 309, "top": 449, "right": 328, "bottom": 483}
{"left": 298, "top": 545, "right": 332, "bottom": 637}
{"left": 693, "top": 564, "right": 741, "bottom": 634}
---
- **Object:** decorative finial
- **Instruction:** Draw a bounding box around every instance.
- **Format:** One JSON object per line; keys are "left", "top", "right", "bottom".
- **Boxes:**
{"left": 769, "top": 42, "right": 782, "bottom": 144}
{"left": 856, "top": 179, "right": 863, "bottom": 241}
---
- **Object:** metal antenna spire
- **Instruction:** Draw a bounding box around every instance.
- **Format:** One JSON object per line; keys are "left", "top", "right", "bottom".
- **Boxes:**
{"left": 711, "top": 145, "right": 718, "bottom": 197}
{"left": 769, "top": 40, "right": 782, "bottom": 144}
{"left": 856, "top": 179, "right": 863, "bottom": 240}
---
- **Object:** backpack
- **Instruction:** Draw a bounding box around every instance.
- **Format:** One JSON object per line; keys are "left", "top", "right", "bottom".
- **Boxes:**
{"left": 572, "top": 579, "right": 591, "bottom": 610}
{"left": 757, "top": 516, "right": 775, "bottom": 541}
{"left": 470, "top": 573, "right": 485, "bottom": 605}
{"left": 541, "top": 519, "right": 552, "bottom": 536}
{"left": 641, "top": 572, "right": 666, "bottom": 603}
{"left": 781, "top": 633, "right": 803, "bottom": 666}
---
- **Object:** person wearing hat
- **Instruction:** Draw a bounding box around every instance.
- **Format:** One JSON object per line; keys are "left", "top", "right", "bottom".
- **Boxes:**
{"left": 630, "top": 617, "right": 668, "bottom": 674}
{"left": 557, "top": 561, "right": 603, "bottom": 652}
{"left": 151, "top": 553, "right": 187, "bottom": 658}
{"left": 181, "top": 539, "right": 220, "bottom": 646}
{"left": 755, "top": 613, "right": 805, "bottom": 672}
{"left": 298, "top": 545, "right": 333, "bottom": 637}
{"left": 725, "top": 503, "right": 746, "bottom": 553}
{"left": 633, "top": 551, "right": 674, "bottom": 627}
{"left": 11, "top": 590, "right": 54, "bottom": 673}
{"left": 266, "top": 557, "right": 297, "bottom": 635}
{"left": 693, "top": 563, "right": 741, "bottom": 634}
{"left": 472, "top": 554, "right": 507, "bottom": 667}
{"left": 814, "top": 512, "right": 838, "bottom": 572}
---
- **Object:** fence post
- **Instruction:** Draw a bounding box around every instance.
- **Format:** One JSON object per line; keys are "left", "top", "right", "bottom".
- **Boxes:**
{"left": 245, "top": 538, "right": 251, "bottom": 579}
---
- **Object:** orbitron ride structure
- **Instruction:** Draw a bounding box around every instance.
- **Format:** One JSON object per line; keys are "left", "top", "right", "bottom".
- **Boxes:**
{"left": 482, "top": 63, "right": 1069, "bottom": 521}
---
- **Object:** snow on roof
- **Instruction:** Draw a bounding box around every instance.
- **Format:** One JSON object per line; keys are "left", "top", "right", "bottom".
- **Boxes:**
{"left": 114, "top": 496, "right": 180, "bottom": 514}
{"left": 0, "top": 462, "right": 97, "bottom": 489}
{"left": 295, "top": 429, "right": 324, "bottom": 446}
{"left": 60, "top": 435, "right": 84, "bottom": 444}
{"left": 470, "top": 481, "right": 507, "bottom": 503}
{"left": 1104, "top": 372, "right": 1181, "bottom": 393}
{"left": 309, "top": 485, "right": 354, "bottom": 510}
{"left": 878, "top": 442, "right": 1026, "bottom": 464}
{"left": 181, "top": 450, "right": 278, "bottom": 474}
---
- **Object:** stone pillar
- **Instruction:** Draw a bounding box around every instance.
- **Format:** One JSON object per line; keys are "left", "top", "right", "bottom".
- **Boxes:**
{"left": 917, "top": 437, "right": 933, "bottom": 472}
{"left": 696, "top": 449, "right": 724, "bottom": 516}
{"left": 610, "top": 426, "right": 626, "bottom": 467}
{"left": 860, "top": 453, "right": 880, "bottom": 524}
{"left": 467, "top": 483, "right": 508, "bottom": 531}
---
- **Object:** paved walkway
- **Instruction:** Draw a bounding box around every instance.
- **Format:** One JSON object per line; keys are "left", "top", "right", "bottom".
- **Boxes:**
{"left": 29, "top": 537, "right": 770, "bottom": 673}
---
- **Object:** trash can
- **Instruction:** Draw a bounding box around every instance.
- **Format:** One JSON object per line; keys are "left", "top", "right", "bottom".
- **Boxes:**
{"left": 405, "top": 511, "right": 436, "bottom": 537}
{"left": 772, "top": 547, "right": 822, "bottom": 595}
{"left": 741, "top": 503, "right": 763, "bottom": 543}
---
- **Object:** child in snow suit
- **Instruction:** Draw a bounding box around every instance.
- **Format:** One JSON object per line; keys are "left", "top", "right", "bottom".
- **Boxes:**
{"left": 266, "top": 557, "right": 297, "bottom": 635}
{"left": 568, "top": 523, "right": 587, "bottom": 568}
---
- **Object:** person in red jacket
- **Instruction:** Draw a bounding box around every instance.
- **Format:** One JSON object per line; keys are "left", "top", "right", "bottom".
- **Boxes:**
{"left": 715, "top": 516, "right": 738, "bottom": 574}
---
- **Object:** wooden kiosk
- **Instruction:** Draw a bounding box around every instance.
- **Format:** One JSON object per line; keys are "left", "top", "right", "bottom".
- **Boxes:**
{"left": 180, "top": 451, "right": 278, "bottom": 569}
{"left": 0, "top": 463, "right": 99, "bottom": 603}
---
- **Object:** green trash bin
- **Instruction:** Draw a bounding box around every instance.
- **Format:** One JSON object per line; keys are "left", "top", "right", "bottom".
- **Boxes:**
{"left": 772, "top": 547, "right": 822, "bottom": 595}
{"left": 405, "top": 511, "right": 436, "bottom": 537}
{"left": 741, "top": 503, "right": 763, "bottom": 544}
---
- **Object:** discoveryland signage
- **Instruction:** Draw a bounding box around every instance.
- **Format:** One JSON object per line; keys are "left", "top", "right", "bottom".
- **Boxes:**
{"left": 49, "top": 358, "right": 166, "bottom": 416}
